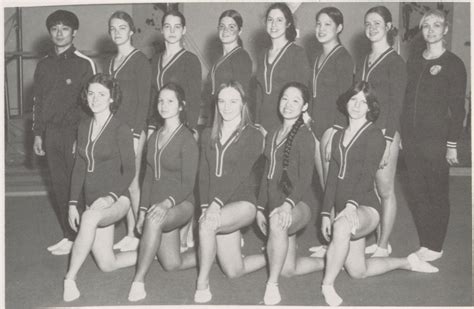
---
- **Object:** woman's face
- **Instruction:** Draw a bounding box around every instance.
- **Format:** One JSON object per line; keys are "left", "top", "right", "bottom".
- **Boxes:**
{"left": 157, "top": 88, "right": 181, "bottom": 120}
{"left": 364, "top": 12, "right": 390, "bottom": 43}
{"left": 279, "top": 87, "right": 308, "bottom": 121}
{"left": 347, "top": 91, "right": 369, "bottom": 120}
{"left": 217, "top": 87, "right": 243, "bottom": 122}
{"left": 421, "top": 15, "right": 447, "bottom": 45}
{"left": 218, "top": 16, "right": 240, "bottom": 45}
{"left": 87, "top": 83, "right": 113, "bottom": 114}
{"left": 315, "top": 13, "right": 341, "bottom": 44}
{"left": 109, "top": 18, "right": 133, "bottom": 46}
{"left": 266, "top": 9, "right": 288, "bottom": 40}
{"left": 162, "top": 15, "right": 185, "bottom": 44}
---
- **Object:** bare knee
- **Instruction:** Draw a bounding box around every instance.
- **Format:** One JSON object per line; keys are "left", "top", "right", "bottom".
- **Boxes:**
{"left": 281, "top": 268, "right": 295, "bottom": 278}
{"left": 223, "top": 267, "right": 244, "bottom": 279}
{"left": 269, "top": 214, "right": 287, "bottom": 235}
{"left": 331, "top": 219, "right": 352, "bottom": 242}
{"left": 161, "top": 260, "right": 181, "bottom": 272}
{"left": 145, "top": 215, "right": 163, "bottom": 231}
{"left": 199, "top": 218, "right": 217, "bottom": 236}
{"left": 80, "top": 210, "right": 101, "bottom": 229}
{"left": 346, "top": 267, "right": 367, "bottom": 279}
{"left": 96, "top": 259, "right": 116, "bottom": 273}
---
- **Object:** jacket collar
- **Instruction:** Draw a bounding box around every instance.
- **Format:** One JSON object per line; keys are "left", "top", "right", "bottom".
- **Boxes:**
{"left": 48, "top": 45, "right": 76, "bottom": 59}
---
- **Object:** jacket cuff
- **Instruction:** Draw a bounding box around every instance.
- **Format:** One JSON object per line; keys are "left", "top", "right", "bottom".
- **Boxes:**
{"left": 68, "top": 200, "right": 78, "bottom": 207}
{"left": 167, "top": 196, "right": 176, "bottom": 207}
{"left": 285, "top": 197, "right": 296, "bottom": 209}
{"left": 108, "top": 192, "right": 119, "bottom": 202}
{"left": 346, "top": 200, "right": 359, "bottom": 208}
{"left": 212, "top": 197, "right": 224, "bottom": 208}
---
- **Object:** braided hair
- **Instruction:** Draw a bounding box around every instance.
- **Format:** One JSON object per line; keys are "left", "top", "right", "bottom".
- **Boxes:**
{"left": 278, "top": 81, "right": 310, "bottom": 196}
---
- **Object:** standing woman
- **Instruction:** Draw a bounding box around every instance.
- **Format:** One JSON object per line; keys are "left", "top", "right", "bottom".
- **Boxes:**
{"left": 256, "top": 82, "right": 323, "bottom": 305}
{"left": 107, "top": 11, "right": 152, "bottom": 252}
{"left": 352, "top": 6, "right": 407, "bottom": 257}
{"left": 255, "top": 2, "right": 311, "bottom": 133}
{"left": 128, "top": 83, "right": 199, "bottom": 302}
{"left": 147, "top": 10, "right": 202, "bottom": 136}
{"left": 311, "top": 7, "right": 354, "bottom": 187}
{"left": 63, "top": 74, "right": 137, "bottom": 302}
{"left": 195, "top": 81, "right": 266, "bottom": 303}
{"left": 203, "top": 9, "right": 253, "bottom": 126}
{"left": 320, "top": 81, "right": 438, "bottom": 307}
{"left": 401, "top": 9, "right": 466, "bottom": 262}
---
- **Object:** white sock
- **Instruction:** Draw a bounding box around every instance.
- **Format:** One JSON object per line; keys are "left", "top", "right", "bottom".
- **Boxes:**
{"left": 263, "top": 282, "right": 281, "bottom": 305}
{"left": 322, "top": 284, "right": 343, "bottom": 307}
{"left": 128, "top": 282, "right": 146, "bottom": 302}
{"left": 407, "top": 253, "right": 439, "bottom": 273}
{"left": 63, "top": 279, "right": 80, "bottom": 302}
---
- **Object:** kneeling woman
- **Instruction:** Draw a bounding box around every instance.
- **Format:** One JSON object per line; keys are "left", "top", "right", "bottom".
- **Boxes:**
{"left": 128, "top": 83, "right": 199, "bottom": 301}
{"left": 64, "top": 73, "right": 136, "bottom": 302}
{"left": 256, "top": 82, "right": 324, "bottom": 305}
{"left": 320, "top": 81, "right": 438, "bottom": 307}
{"left": 195, "top": 81, "right": 266, "bottom": 303}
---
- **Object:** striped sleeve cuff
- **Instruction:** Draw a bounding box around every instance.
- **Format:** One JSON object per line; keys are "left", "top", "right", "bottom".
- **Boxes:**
{"left": 167, "top": 196, "right": 176, "bottom": 207}
{"left": 321, "top": 212, "right": 331, "bottom": 218}
{"left": 108, "top": 192, "right": 119, "bottom": 202}
{"left": 346, "top": 200, "right": 359, "bottom": 208}
{"left": 332, "top": 124, "right": 344, "bottom": 131}
{"left": 139, "top": 206, "right": 148, "bottom": 212}
{"left": 213, "top": 197, "right": 224, "bottom": 208}
{"left": 148, "top": 124, "right": 157, "bottom": 131}
{"left": 257, "top": 205, "right": 265, "bottom": 212}
{"left": 200, "top": 203, "right": 209, "bottom": 209}
{"left": 384, "top": 135, "right": 394, "bottom": 142}
{"left": 285, "top": 197, "right": 296, "bottom": 209}
{"left": 133, "top": 132, "right": 141, "bottom": 139}
{"left": 68, "top": 200, "right": 78, "bottom": 207}
{"left": 447, "top": 141, "right": 457, "bottom": 149}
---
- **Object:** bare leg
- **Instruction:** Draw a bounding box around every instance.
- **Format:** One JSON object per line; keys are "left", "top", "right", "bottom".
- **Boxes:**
{"left": 320, "top": 128, "right": 334, "bottom": 186}
{"left": 314, "top": 138, "right": 325, "bottom": 190}
{"left": 375, "top": 132, "right": 400, "bottom": 250}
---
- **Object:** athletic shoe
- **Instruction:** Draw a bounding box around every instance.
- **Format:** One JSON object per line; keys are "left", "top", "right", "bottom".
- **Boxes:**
{"left": 194, "top": 286, "right": 212, "bottom": 303}
{"left": 120, "top": 237, "right": 140, "bottom": 252}
{"left": 263, "top": 282, "right": 281, "bottom": 305}
{"left": 51, "top": 240, "right": 73, "bottom": 255}
{"left": 309, "top": 245, "right": 327, "bottom": 258}
{"left": 63, "top": 279, "right": 80, "bottom": 302}
{"left": 415, "top": 247, "right": 443, "bottom": 262}
{"left": 47, "top": 238, "right": 68, "bottom": 252}
{"left": 322, "top": 284, "right": 343, "bottom": 306}
{"left": 407, "top": 253, "right": 439, "bottom": 273}
{"left": 128, "top": 282, "right": 146, "bottom": 302}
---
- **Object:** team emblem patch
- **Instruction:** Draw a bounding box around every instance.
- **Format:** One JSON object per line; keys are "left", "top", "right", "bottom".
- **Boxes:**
{"left": 430, "top": 65, "right": 442, "bottom": 75}
{"left": 66, "top": 78, "right": 72, "bottom": 85}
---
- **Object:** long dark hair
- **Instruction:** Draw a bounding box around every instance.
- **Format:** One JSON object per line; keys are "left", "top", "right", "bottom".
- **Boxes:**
{"left": 265, "top": 3, "right": 297, "bottom": 42}
{"left": 337, "top": 81, "right": 380, "bottom": 122}
{"left": 157, "top": 82, "right": 187, "bottom": 125}
{"left": 219, "top": 9, "right": 244, "bottom": 47}
{"left": 278, "top": 82, "right": 309, "bottom": 196}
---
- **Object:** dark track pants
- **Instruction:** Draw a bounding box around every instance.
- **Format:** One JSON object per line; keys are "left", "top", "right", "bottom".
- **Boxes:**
{"left": 403, "top": 143, "right": 450, "bottom": 252}
{"left": 44, "top": 126, "right": 79, "bottom": 241}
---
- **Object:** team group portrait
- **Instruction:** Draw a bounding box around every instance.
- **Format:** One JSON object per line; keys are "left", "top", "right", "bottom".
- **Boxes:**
{"left": 3, "top": 0, "right": 472, "bottom": 308}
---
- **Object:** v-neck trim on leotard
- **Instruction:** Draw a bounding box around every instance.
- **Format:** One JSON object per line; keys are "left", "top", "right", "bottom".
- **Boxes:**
{"left": 361, "top": 47, "right": 394, "bottom": 82}
{"left": 157, "top": 48, "right": 186, "bottom": 90}
{"left": 264, "top": 41, "right": 293, "bottom": 95}
{"left": 85, "top": 113, "right": 114, "bottom": 172}
{"left": 153, "top": 123, "right": 184, "bottom": 180}
{"left": 211, "top": 46, "right": 242, "bottom": 95}
{"left": 267, "top": 129, "right": 288, "bottom": 180}
{"left": 337, "top": 121, "right": 372, "bottom": 179}
{"left": 214, "top": 125, "right": 246, "bottom": 177}
{"left": 109, "top": 49, "right": 140, "bottom": 78}
{"left": 312, "top": 44, "right": 343, "bottom": 98}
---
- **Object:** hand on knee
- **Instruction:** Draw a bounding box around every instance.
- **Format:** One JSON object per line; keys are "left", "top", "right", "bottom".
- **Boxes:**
{"left": 269, "top": 214, "right": 288, "bottom": 233}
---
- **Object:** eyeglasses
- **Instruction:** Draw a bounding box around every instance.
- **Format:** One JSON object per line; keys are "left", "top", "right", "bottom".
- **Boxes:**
{"left": 218, "top": 24, "right": 238, "bottom": 32}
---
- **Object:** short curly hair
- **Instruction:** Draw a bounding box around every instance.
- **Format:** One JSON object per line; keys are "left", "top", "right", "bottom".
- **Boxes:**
{"left": 337, "top": 81, "right": 380, "bottom": 122}
{"left": 81, "top": 73, "right": 122, "bottom": 114}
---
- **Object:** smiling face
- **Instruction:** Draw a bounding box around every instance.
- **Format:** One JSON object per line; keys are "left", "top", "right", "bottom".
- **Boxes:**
{"left": 217, "top": 87, "right": 244, "bottom": 123}
{"left": 87, "top": 83, "right": 113, "bottom": 114}
{"left": 157, "top": 88, "right": 182, "bottom": 120}
{"left": 279, "top": 87, "right": 308, "bottom": 121}
{"left": 109, "top": 18, "right": 133, "bottom": 46}
{"left": 218, "top": 16, "right": 240, "bottom": 45}
{"left": 421, "top": 15, "right": 448, "bottom": 45}
{"left": 49, "top": 23, "right": 76, "bottom": 49}
{"left": 266, "top": 8, "right": 288, "bottom": 40}
{"left": 347, "top": 91, "right": 369, "bottom": 120}
{"left": 315, "top": 13, "right": 341, "bottom": 45}
{"left": 364, "top": 12, "right": 390, "bottom": 43}
{"left": 162, "top": 14, "right": 185, "bottom": 44}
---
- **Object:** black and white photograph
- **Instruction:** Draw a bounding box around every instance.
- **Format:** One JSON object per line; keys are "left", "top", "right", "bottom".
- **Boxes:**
{"left": 2, "top": 0, "right": 472, "bottom": 308}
